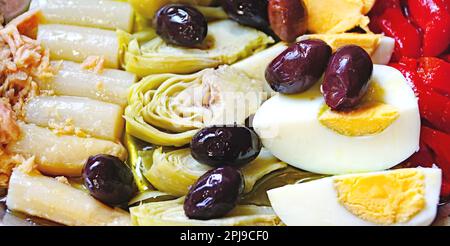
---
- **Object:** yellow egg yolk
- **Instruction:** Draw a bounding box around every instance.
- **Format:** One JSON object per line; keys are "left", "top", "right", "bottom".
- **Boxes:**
{"left": 333, "top": 169, "right": 426, "bottom": 225}
{"left": 302, "top": 0, "right": 376, "bottom": 34}
{"left": 318, "top": 82, "right": 399, "bottom": 137}
{"left": 300, "top": 33, "right": 382, "bottom": 55}
{"left": 318, "top": 102, "right": 399, "bottom": 136}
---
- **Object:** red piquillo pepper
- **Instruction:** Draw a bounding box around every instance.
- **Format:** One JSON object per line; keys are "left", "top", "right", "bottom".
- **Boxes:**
{"left": 370, "top": 6, "right": 422, "bottom": 60}
{"left": 421, "top": 127, "right": 450, "bottom": 199}
{"left": 369, "top": 0, "right": 450, "bottom": 61}
{"left": 390, "top": 57, "right": 450, "bottom": 134}
{"left": 406, "top": 0, "right": 450, "bottom": 57}
{"left": 418, "top": 57, "right": 450, "bottom": 96}
{"left": 441, "top": 53, "right": 450, "bottom": 63}
{"left": 391, "top": 57, "right": 450, "bottom": 199}
{"left": 403, "top": 127, "right": 450, "bottom": 199}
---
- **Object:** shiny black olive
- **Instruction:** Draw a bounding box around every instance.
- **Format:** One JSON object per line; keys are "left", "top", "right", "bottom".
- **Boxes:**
{"left": 221, "top": 0, "right": 270, "bottom": 31}
{"left": 82, "top": 154, "right": 136, "bottom": 206}
{"left": 155, "top": 4, "right": 208, "bottom": 47}
{"left": 191, "top": 125, "right": 262, "bottom": 168}
{"left": 265, "top": 39, "right": 332, "bottom": 94}
{"left": 184, "top": 167, "right": 244, "bottom": 220}
{"left": 322, "top": 45, "right": 373, "bottom": 110}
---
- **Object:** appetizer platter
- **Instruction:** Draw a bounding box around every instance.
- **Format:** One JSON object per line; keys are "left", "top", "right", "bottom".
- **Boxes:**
{"left": 0, "top": 0, "right": 449, "bottom": 226}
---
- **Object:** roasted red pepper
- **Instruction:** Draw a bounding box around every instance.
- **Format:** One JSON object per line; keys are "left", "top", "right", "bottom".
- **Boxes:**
{"left": 418, "top": 57, "right": 450, "bottom": 96}
{"left": 417, "top": 86, "right": 450, "bottom": 134}
{"left": 370, "top": 0, "right": 401, "bottom": 18}
{"left": 390, "top": 57, "right": 450, "bottom": 134}
{"left": 406, "top": 0, "right": 450, "bottom": 57}
{"left": 441, "top": 53, "right": 450, "bottom": 63}
{"left": 370, "top": 7, "right": 422, "bottom": 60}
{"left": 403, "top": 140, "right": 435, "bottom": 168}
{"left": 421, "top": 127, "right": 450, "bottom": 199}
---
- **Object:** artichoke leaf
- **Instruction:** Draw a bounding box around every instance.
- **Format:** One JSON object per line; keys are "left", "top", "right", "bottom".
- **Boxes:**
{"left": 144, "top": 148, "right": 287, "bottom": 196}
{"left": 128, "top": 190, "right": 176, "bottom": 206}
{"left": 144, "top": 148, "right": 210, "bottom": 196}
{"left": 130, "top": 197, "right": 282, "bottom": 226}
{"left": 125, "top": 66, "right": 265, "bottom": 147}
{"left": 122, "top": 20, "right": 274, "bottom": 76}
{"left": 240, "top": 167, "right": 326, "bottom": 206}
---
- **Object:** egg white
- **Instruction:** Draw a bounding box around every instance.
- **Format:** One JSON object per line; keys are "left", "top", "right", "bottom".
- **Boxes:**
{"left": 267, "top": 168, "right": 442, "bottom": 226}
{"left": 253, "top": 65, "right": 421, "bottom": 175}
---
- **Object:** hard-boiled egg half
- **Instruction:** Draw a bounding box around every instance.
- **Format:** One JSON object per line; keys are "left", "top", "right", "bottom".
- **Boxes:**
{"left": 253, "top": 65, "right": 420, "bottom": 175}
{"left": 268, "top": 168, "right": 442, "bottom": 226}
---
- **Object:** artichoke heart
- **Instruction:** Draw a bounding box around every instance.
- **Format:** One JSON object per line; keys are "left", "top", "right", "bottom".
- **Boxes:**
{"left": 130, "top": 197, "right": 282, "bottom": 226}
{"left": 120, "top": 20, "right": 274, "bottom": 76}
{"left": 125, "top": 66, "right": 265, "bottom": 147}
{"left": 144, "top": 148, "right": 287, "bottom": 196}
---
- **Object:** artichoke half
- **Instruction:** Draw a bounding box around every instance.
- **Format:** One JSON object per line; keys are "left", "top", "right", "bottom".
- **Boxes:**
{"left": 144, "top": 148, "right": 287, "bottom": 196}
{"left": 119, "top": 20, "right": 274, "bottom": 77}
{"left": 125, "top": 65, "right": 265, "bottom": 147}
{"left": 130, "top": 197, "right": 282, "bottom": 226}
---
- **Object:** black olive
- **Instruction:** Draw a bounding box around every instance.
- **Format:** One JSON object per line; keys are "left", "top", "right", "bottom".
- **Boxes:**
{"left": 82, "top": 154, "right": 136, "bottom": 206}
{"left": 221, "top": 0, "right": 270, "bottom": 31}
{"left": 265, "top": 39, "right": 332, "bottom": 94}
{"left": 191, "top": 125, "right": 262, "bottom": 168}
{"left": 184, "top": 167, "right": 244, "bottom": 220}
{"left": 155, "top": 4, "right": 208, "bottom": 47}
{"left": 322, "top": 45, "right": 373, "bottom": 110}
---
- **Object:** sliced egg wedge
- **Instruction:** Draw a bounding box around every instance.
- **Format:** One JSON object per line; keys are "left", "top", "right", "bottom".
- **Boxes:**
{"left": 253, "top": 65, "right": 420, "bottom": 175}
{"left": 267, "top": 168, "right": 442, "bottom": 226}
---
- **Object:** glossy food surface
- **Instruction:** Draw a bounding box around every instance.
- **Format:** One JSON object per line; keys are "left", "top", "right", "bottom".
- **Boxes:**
{"left": 191, "top": 126, "right": 262, "bottom": 168}
{"left": 268, "top": 0, "right": 308, "bottom": 42}
{"left": 221, "top": 0, "right": 269, "bottom": 31}
{"left": 155, "top": 4, "right": 208, "bottom": 47}
{"left": 265, "top": 39, "right": 332, "bottom": 94}
{"left": 184, "top": 167, "right": 244, "bottom": 220}
{"left": 82, "top": 154, "right": 136, "bottom": 206}
{"left": 322, "top": 45, "right": 374, "bottom": 110}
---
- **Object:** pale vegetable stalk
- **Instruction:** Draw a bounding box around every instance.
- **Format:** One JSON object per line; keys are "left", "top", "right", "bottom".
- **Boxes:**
{"left": 7, "top": 122, "right": 127, "bottom": 176}
{"left": 6, "top": 168, "right": 131, "bottom": 226}
{"left": 38, "top": 24, "right": 120, "bottom": 68}
{"left": 24, "top": 96, "right": 125, "bottom": 141}
{"left": 37, "top": 61, "right": 135, "bottom": 106}
{"left": 30, "top": 0, "right": 134, "bottom": 32}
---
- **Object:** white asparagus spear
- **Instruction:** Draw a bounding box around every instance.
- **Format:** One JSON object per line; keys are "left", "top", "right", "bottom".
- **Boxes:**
{"left": 38, "top": 61, "right": 135, "bottom": 106}
{"left": 7, "top": 122, "right": 127, "bottom": 176}
{"left": 6, "top": 169, "right": 131, "bottom": 226}
{"left": 38, "top": 24, "right": 120, "bottom": 68}
{"left": 30, "top": 0, "right": 134, "bottom": 32}
{"left": 24, "top": 96, "right": 124, "bottom": 141}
